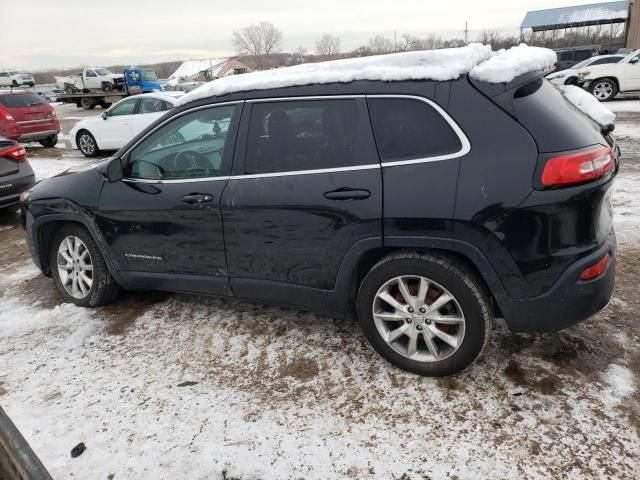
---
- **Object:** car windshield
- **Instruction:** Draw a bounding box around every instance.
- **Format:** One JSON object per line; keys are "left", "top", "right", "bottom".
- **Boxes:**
{"left": 0, "top": 93, "right": 46, "bottom": 108}
{"left": 95, "top": 68, "right": 112, "bottom": 76}
{"left": 142, "top": 70, "right": 158, "bottom": 81}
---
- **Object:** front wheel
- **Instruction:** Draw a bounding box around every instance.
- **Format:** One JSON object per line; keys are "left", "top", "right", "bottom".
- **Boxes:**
{"left": 590, "top": 78, "right": 618, "bottom": 101}
{"left": 50, "top": 225, "right": 119, "bottom": 307}
{"left": 80, "top": 97, "right": 95, "bottom": 110}
{"left": 357, "top": 252, "right": 492, "bottom": 376}
{"left": 77, "top": 130, "right": 100, "bottom": 157}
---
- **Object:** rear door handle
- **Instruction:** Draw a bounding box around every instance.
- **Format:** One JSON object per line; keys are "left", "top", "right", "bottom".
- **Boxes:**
{"left": 181, "top": 193, "right": 214, "bottom": 204}
{"left": 323, "top": 188, "right": 371, "bottom": 201}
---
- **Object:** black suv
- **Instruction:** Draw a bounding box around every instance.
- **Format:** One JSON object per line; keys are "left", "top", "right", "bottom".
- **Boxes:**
{"left": 21, "top": 64, "right": 618, "bottom": 376}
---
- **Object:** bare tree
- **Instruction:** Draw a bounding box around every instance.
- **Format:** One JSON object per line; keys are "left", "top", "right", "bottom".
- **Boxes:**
{"left": 294, "top": 46, "right": 308, "bottom": 64}
{"left": 315, "top": 34, "right": 341, "bottom": 58}
{"left": 232, "top": 21, "right": 283, "bottom": 70}
{"left": 397, "top": 33, "right": 422, "bottom": 51}
{"left": 368, "top": 35, "right": 394, "bottom": 54}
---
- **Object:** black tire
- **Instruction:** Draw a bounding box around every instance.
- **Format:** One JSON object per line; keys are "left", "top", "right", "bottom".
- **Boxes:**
{"left": 50, "top": 224, "right": 120, "bottom": 307}
{"left": 11, "top": 80, "right": 18, "bottom": 87}
{"left": 101, "top": 82, "right": 113, "bottom": 92}
{"left": 97, "top": 101, "right": 112, "bottom": 108}
{"left": 66, "top": 86, "right": 75, "bottom": 95}
{"left": 590, "top": 78, "right": 618, "bottom": 102}
{"left": 357, "top": 252, "right": 492, "bottom": 376}
{"left": 80, "top": 97, "right": 95, "bottom": 110}
{"left": 76, "top": 130, "right": 100, "bottom": 157}
{"left": 39, "top": 134, "right": 58, "bottom": 148}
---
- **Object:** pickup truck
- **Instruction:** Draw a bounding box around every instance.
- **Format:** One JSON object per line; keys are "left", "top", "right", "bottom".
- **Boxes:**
{"left": 55, "top": 67, "right": 162, "bottom": 109}
{"left": 577, "top": 48, "right": 640, "bottom": 101}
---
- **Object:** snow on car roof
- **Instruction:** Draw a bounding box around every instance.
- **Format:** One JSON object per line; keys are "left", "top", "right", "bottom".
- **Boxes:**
{"left": 177, "top": 44, "right": 557, "bottom": 106}
{"left": 469, "top": 44, "right": 557, "bottom": 83}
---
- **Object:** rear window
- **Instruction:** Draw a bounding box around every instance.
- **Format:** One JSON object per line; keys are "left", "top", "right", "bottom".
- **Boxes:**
{"left": 368, "top": 98, "right": 462, "bottom": 162}
{"left": 0, "top": 93, "right": 46, "bottom": 108}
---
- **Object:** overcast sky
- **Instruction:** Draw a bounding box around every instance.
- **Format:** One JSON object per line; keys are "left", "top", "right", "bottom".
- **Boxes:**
{"left": 0, "top": 0, "right": 612, "bottom": 70}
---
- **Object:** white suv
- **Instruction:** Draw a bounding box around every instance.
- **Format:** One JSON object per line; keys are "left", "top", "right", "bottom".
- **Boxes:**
{"left": 578, "top": 49, "right": 640, "bottom": 101}
{"left": 0, "top": 71, "right": 35, "bottom": 87}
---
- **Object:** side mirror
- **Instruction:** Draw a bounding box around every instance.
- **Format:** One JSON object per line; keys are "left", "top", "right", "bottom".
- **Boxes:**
{"left": 106, "top": 157, "right": 124, "bottom": 182}
{"left": 630, "top": 58, "right": 639, "bottom": 65}
{"left": 101, "top": 111, "right": 108, "bottom": 120}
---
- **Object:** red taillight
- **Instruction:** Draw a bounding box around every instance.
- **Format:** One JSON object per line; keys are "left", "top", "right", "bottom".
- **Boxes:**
{"left": 0, "top": 108, "right": 15, "bottom": 121}
{"left": 541, "top": 146, "right": 614, "bottom": 187}
{"left": 579, "top": 254, "right": 611, "bottom": 281}
{"left": 1, "top": 145, "right": 27, "bottom": 161}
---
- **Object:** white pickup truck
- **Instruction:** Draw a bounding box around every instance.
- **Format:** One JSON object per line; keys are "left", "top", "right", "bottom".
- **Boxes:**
{"left": 577, "top": 49, "right": 640, "bottom": 101}
{"left": 55, "top": 67, "right": 125, "bottom": 93}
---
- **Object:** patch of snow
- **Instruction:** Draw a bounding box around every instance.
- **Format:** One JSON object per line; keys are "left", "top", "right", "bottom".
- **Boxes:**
{"left": 602, "top": 364, "right": 636, "bottom": 404}
{"left": 605, "top": 99, "right": 640, "bottom": 114}
{"left": 469, "top": 44, "right": 557, "bottom": 83}
{"left": 178, "top": 44, "right": 493, "bottom": 105}
{"left": 614, "top": 122, "right": 640, "bottom": 139}
{"left": 561, "top": 85, "right": 616, "bottom": 127}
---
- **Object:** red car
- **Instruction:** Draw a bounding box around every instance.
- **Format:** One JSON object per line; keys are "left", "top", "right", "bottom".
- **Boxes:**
{"left": 0, "top": 91, "right": 60, "bottom": 147}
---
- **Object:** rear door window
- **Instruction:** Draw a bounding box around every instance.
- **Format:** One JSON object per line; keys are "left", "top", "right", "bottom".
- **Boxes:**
{"left": 0, "top": 93, "right": 45, "bottom": 108}
{"left": 367, "top": 97, "right": 462, "bottom": 162}
{"left": 109, "top": 98, "right": 138, "bottom": 116}
{"left": 245, "top": 99, "right": 363, "bottom": 174}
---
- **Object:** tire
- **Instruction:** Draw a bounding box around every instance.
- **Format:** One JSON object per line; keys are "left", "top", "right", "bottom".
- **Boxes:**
{"left": 101, "top": 82, "right": 113, "bottom": 92}
{"left": 66, "top": 86, "right": 74, "bottom": 95}
{"left": 590, "top": 78, "right": 618, "bottom": 101}
{"left": 80, "top": 97, "right": 95, "bottom": 110}
{"left": 50, "top": 224, "right": 119, "bottom": 307}
{"left": 76, "top": 130, "right": 100, "bottom": 157}
{"left": 39, "top": 134, "right": 58, "bottom": 148}
{"left": 357, "top": 252, "right": 492, "bottom": 376}
{"left": 11, "top": 80, "right": 17, "bottom": 87}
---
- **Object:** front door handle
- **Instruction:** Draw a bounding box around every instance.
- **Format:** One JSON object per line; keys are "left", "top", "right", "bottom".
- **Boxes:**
{"left": 181, "top": 193, "right": 214, "bottom": 204}
{"left": 323, "top": 188, "right": 371, "bottom": 201}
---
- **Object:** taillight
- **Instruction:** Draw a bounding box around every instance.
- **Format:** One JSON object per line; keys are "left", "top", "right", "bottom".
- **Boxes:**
{"left": 1, "top": 145, "right": 27, "bottom": 161}
{"left": 541, "top": 145, "right": 614, "bottom": 187}
{"left": 579, "top": 254, "right": 611, "bottom": 281}
{"left": 0, "top": 108, "right": 15, "bottom": 121}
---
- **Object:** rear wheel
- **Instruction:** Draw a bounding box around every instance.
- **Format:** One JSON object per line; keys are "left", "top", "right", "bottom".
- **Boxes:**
{"left": 357, "top": 252, "right": 492, "bottom": 376}
{"left": 50, "top": 225, "right": 119, "bottom": 307}
{"left": 77, "top": 130, "right": 99, "bottom": 157}
{"left": 80, "top": 97, "right": 95, "bottom": 110}
{"left": 39, "top": 134, "right": 58, "bottom": 148}
{"left": 11, "top": 80, "right": 18, "bottom": 87}
{"left": 590, "top": 78, "right": 618, "bottom": 101}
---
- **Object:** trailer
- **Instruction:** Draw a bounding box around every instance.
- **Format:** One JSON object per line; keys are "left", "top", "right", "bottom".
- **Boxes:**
{"left": 56, "top": 66, "right": 162, "bottom": 109}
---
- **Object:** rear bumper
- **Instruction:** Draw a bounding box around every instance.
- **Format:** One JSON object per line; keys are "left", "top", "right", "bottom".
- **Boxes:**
{"left": 503, "top": 230, "right": 616, "bottom": 332}
{"left": 17, "top": 130, "right": 59, "bottom": 142}
{"left": 0, "top": 167, "right": 35, "bottom": 209}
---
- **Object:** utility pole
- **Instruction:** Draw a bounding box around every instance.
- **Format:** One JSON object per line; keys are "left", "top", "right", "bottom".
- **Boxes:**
{"left": 464, "top": 21, "right": 469, "bottom": 44}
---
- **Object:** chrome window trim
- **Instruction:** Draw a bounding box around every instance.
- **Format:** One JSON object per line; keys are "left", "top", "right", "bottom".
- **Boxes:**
{"left": 121, "top": 94, "right": 470, "bottom": 183}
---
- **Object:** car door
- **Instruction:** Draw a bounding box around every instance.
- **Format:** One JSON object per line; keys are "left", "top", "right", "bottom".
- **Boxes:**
{"left": 96, "top": 101, "right": 243, "bottom": 295}
{"left": 623, "top": 52, "right": 640, "bottom": 90}
{"left": 98, "top": 98, "right": 139, "bottom": 149}
{"left": 221, "top": 97, "right": 382, "bottom": 308}
{"left": 84, "top": 69, "right": 99, "bottom": 89}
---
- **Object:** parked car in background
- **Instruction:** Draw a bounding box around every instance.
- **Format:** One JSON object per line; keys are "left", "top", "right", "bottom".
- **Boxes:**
{"left": 553, "top": 45, "right": 601, "bottom": 71}
{"left": 22, "top": 46, "right": 618, "bottom": 376}
{"left": 0, "top": 71, "right": 35, "bottom": 88}
{"left": 70, "top": 91, "right": 184, "bottom": 156}
{"left": 578, "top": 48, "right": 640, "bottom": 100}
{"left": 547, "top": 54, "right": 625, "bottom": 86}
{"left": 0, "top": 137, "right": 34, "bottom": 212}
{"left": 35, "top": 88, "right": 64, "bottom": 103}
{"left": 0, "top": 91, "right": 60, "bottom": 147}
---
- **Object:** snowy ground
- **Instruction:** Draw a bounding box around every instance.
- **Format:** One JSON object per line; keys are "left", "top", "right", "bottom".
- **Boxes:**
{"left": 1, "top": 101, "right": 639, "bottom": 479}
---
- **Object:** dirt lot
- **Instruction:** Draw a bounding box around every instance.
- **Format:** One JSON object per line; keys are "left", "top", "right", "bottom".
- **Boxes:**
{"left": 0, "top": 101, "right": 639, "bottom": 479}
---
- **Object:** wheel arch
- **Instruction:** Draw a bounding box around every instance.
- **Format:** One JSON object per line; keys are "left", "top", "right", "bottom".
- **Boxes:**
{"left": 332, "top": 237, "right": 513, "bottom": 320}
{"left": 32, "top": 214, "right": 123, "bottom": 286}
{"left": 76, "top": 128, "right": 101, "bottom": 151}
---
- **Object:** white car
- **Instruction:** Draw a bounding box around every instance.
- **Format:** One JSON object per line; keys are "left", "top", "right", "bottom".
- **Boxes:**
{"left": 546, "top": 54, "right": 625, "bottom": 87}
{"left": 0, "top": 71, "right": 35, "bottom": 87}
{"left": 70, "top": 92, "right": 184, "bottom": 157}
{"left": 577, "top": 48, "right": 640, "bottom": 101}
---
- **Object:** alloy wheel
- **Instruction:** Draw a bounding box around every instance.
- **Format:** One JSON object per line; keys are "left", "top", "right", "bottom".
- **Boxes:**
{"left": 57, "top": 236, "right": 93, "bottom": 299}
{"left": 79, "top": 134, "right": 96, "bottom": 155}
{"left": 593, "top": 82, "right": 613, "bottom": 100}
{"left": 372, "top": 275, "right": 466, "bottom": 362}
